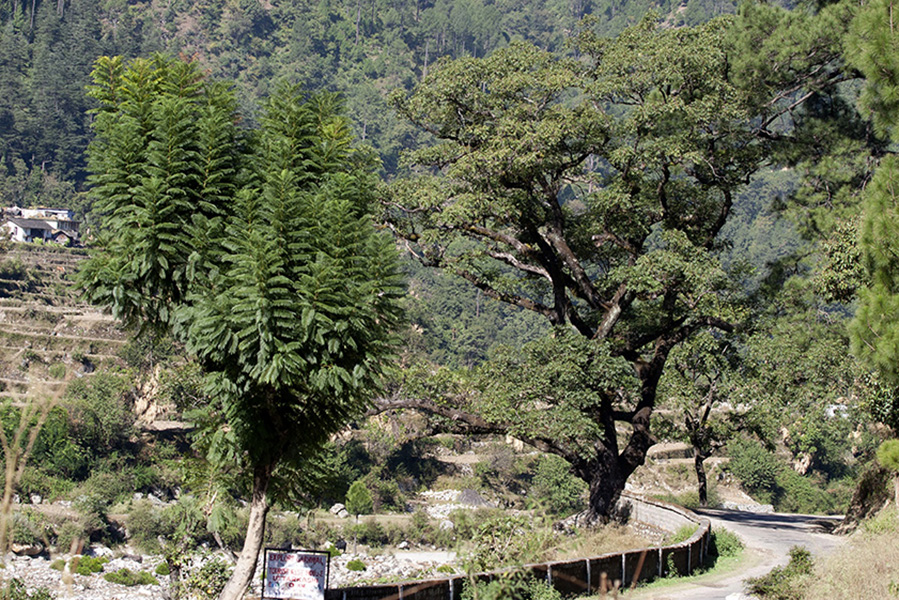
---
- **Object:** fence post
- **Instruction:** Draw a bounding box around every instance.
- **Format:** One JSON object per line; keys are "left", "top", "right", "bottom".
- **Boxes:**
{"left": 586, "top": 559, "right": 591, "bottom": 593}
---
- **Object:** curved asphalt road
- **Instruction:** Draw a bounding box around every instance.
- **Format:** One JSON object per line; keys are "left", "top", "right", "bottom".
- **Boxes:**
{"left": 627, "top": 509, "right": 846, "bottom": 600}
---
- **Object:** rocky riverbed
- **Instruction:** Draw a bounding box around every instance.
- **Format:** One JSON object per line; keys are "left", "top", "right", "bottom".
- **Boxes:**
{"left": 2, "top": 545, "right": 460, "bottom": 600}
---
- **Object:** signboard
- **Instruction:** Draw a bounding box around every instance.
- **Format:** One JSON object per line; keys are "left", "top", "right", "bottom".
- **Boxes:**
{"left": 263, "top": 549, "right": 330, "bottom": 600}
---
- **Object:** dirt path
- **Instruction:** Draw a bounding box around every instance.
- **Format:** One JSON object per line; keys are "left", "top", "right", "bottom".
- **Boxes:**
{"left": 626, "top": 509, "right": 846, "bottom": 600}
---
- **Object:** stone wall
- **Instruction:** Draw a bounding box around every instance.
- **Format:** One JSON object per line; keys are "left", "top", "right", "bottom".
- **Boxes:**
{"left": 324, "top": 493, "right": 712, "bottom": 600}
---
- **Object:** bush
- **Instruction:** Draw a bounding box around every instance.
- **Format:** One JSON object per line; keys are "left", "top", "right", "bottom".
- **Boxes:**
{"left": 346, "top": 559, "right": 366, "bottom": 571}
{"left": 464, "top": 514, "right": 553, "bottom": 572}
{"left": 345, "top": 480, "right": 373, "bottom": 516}
{"left": 72, "top": 555, "right": 108, "bottom": 575}
{"left": 0, "top": 578, "right": 53, "bottom": 600}
{"left": 530, "top": 455, "right": 586, "bottom": 517}
{"left": 347, "top": 519, "right": 387, "bottom": 547}
{"left": 461, "top": 575, "right": 562, "bottom": 600}
{"left": 66, "top": 372, "right": 133, "bottom": 450}
{"left": 747, "top": 546, "right": 814, "bottom": 600}
{"left": 155, "top": 562, "right": 171, "bottom": 576}
{"left": 127, "top": 499, "right": 169, "bottom": 552}
{"left": 265, "top": 512, "right": 306, "bottom": 549}
{"left": 666, "top": 524, "right": 698, "bottom": 545}
{"left": 727, "top": 438, "right": 781, "bottom": 504}
{"left": 103, "top": 568, "right": 159, "bottom": 586}
{"left": 184, "top": 557, "right": 232, "bottom": 600}
{"left": 709, "top": 529, "right": 743, "bottom": 559}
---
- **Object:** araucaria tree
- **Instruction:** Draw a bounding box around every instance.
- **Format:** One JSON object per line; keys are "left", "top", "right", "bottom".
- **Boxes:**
{"left": 80, "top": 55, "right": 403, "bottom": 599}
{"left": 385, "top": 17, "right": 769, "bottom": 521}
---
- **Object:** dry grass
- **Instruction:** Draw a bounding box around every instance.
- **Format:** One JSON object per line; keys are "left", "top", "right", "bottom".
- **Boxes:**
{"left": 803, "top": 509, "right": 899, "bottom": 600}
{"left": 546, "top": 523, "right": 652, "bottom": 561}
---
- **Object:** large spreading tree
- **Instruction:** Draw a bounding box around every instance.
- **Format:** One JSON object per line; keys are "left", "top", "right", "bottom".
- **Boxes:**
{"left": 382, "top": 13, "right": 843, "bottom": 521}
{"left": 80, "top": 55, "right": 403, "bottom": 599}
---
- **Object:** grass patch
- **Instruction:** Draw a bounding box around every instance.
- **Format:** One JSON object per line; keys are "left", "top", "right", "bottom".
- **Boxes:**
{"left": 627, "top": 529, "right": 745, "bottom": 594}
{"left": 803, "top": 509, "right": 899, "bottom": 600}
{"left": 544, "top": 524, "right": 651, "bottom": 561}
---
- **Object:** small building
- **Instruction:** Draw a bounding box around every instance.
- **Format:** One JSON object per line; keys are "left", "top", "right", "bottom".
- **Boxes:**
{"left": 3, "top": 207, "right": 80, "bottom": 245}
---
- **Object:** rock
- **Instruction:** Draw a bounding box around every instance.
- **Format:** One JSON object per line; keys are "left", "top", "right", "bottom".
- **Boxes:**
{"left": 329, "top": 503, "right": 346, "bottom": 515}
{"left": 458, "top": 489, "right": 490, "bottom": 507}
{"left": 10, "top": 543, "right": 43, "bottom": 556}
{"left": 133, "top": 492, "right": 144, "bottom": 501}
{"left": 147, "top": 493, "right": 165, "bottom": 505}
{"left": 30, "top": 494, "right": 42, "bottom": 505}
{"left": 439, "top": 520, "right": 454, "bottom": 531}
{"left": 397, "top": 541, "right": 410, "bottom": 550}
{"left": 86, "top": 545, "right": 114, "bottom": 558}
{"left": 337, "top": 508, "right": 350, "bottom": 518}
{"left": 335, "top": 539, "right": 347, "bottom": 551}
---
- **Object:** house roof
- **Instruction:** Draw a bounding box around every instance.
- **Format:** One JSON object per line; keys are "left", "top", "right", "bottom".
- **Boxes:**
{"left": 8, "top": 218, "right": 53, "bottom": 230}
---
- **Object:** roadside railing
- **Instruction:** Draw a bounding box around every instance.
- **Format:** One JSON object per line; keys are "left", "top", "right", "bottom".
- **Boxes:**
{"left": 324, "top": 492, "right": 712, "bottom": 600}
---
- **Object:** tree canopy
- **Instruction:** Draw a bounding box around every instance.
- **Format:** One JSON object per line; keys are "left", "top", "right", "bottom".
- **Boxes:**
{"left": 384, "top": 15, "right": 780, "bottom": 519}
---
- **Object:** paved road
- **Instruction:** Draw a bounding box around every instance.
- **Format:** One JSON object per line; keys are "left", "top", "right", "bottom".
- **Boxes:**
{"left": 626, "top": 509, "right": 846, "bottom": 600}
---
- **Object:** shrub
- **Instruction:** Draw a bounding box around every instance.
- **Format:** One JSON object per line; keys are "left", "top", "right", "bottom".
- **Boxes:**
{"left": 50, "top": 559, "right": 65, "bottom": 571}
{"left": 709, "top": 529, "right": 743, "bottom": 559}
{"left": 345, "top": 480, "right": 373, "bottom": 516}
{"left": 464, "top": 514, "right": 553, "bottom": 572}
{"left": 103, "top": 568, "right": 159, "bottom": 586}
{"left": 265, "top": 512, "right": 306, "bottom": 549}
{"left": 183, "top": 557, "right": 232, "bottom": 600}
{"left": 461, "top": 575, "right": 561, "bottom": 600}
{"left": 127, "top": 499, "right": 168, "bottom": 552}
{"left": 666, "top": 524, "right": 698, "bottom": 545}
{"left": 346, "top": 559, "right": 366, "bottom": 571}
{"left": 47, "top": 363, "right": 66, "bottom": 379}
{"left": 530, "top": 455, "right": 586, "bottom": 517}
{"left": 348, "top": 519, "right": 387, "bottom": 547}
{"left": 727, "top": 438, "right": 781, "bottom": 504}
{"left": 155, "top": 562, "right": 171, "bottom": 576}
{"left": 72, "top": 555, "right": 108, "bottom": 575}
{"left": 0, "top": 578, "right": 53, "bottom": 600}
{"left": 747, "top": 546, "right": 814, "bottom": 600}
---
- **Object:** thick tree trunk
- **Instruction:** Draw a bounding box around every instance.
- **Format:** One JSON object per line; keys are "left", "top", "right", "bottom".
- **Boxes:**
{"left": 694, "top": 451, "right": 708, "bottom": 507}
{"left": 217, "top": 464, "right": 273, "bottom": 600}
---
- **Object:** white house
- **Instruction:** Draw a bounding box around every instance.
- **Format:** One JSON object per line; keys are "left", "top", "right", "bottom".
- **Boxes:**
{"left": 4, "top": 207, "right": 79, "bottom": 245}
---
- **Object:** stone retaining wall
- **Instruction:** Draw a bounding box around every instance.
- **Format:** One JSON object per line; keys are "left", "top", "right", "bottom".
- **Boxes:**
{"left": 324, "top": 493, "right": 712, "bottom": 600}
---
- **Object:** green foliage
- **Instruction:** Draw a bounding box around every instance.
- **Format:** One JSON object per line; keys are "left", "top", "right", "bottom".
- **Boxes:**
{"left": 0, "top": 579, "right": 54, "bottom": 600}
{"left": 103, "top": 569, "right": 159, "bottom": 586}
{"left": 667, "top": 524, "right": 698, "bottom": 545}
{"left": 529, "top": 455, "right": 586, "bottom": 517}
{"left": 876, "top": 439, "right": 899, "bottom": 473}
{"left": 345, "top": 480, "right": 374, "bottom": 516}
{"left": 73, "top": 555, "right": 108, "bottom": 575}
{"left": 747, "top": 546, "right": 814, "bottom": 600}
{"left": 155, "top": 562, "right": 171, "bottom": 576}
{"left": 50, "top": 559, "right": 65, "bottom": 571}
{"left": 709, "top": 530, "right": 743, "bottom": 559}
{"left": 461, "top": 575, "right": 563, "bottom": 600}
{"left": 64, "top": 372, "right": 133, "bottom": 451}
{"left": 183, "top": 557, "right": 232, "bottom": 600}
{"left": 346, "top": 559, "right": 366, "bottom": 571}
{"left": 463, "top": 514, "right": 553, "bottom": 572}
{"left": 862, "top": 508, "right": 899, "bottom": 534}
{"left": 726, "top": 438, "right": 781, "bottom": 504}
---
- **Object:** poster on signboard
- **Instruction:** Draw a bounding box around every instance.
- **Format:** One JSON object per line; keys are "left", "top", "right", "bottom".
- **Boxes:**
{"left": 263, "top": 549, "right": 330, "bottom": 600}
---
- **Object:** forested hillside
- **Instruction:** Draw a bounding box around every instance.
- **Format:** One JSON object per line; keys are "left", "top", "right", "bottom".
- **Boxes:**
{"left": 0, "top": 0, "right": 737, "bottom": 209}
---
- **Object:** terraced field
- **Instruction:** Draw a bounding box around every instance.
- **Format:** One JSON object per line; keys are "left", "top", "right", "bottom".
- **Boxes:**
{"left": 0, "top": 244, "right": 128, "bottom": 405}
